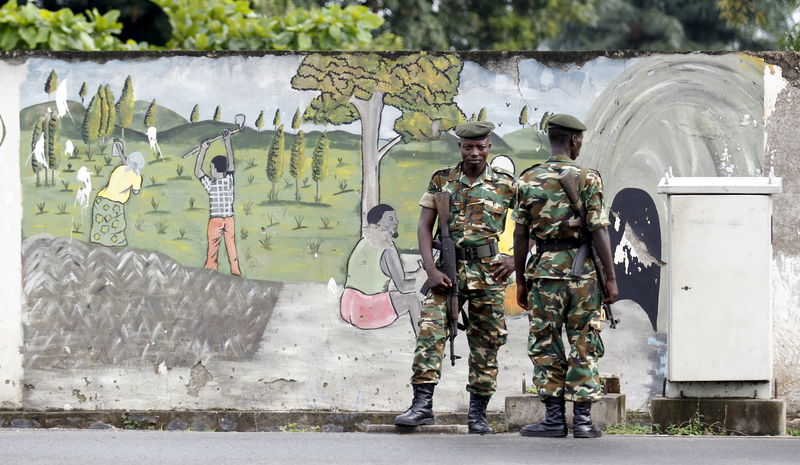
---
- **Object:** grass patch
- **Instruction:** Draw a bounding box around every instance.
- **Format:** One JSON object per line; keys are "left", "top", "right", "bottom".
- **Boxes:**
{"left": 604, "top": 422, "right": 655, "bottom": 435}
{"left": 278, "top": 423, "right": 320, "bottom": 433}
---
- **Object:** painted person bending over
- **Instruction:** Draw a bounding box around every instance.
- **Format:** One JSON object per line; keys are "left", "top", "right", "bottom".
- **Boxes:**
{"left": 195, "top": 129, "right": 241, "bottom": 276}
{"left": 89, "top": 139, "right": 145, "bottom": 247}
{"left": 394, "top": 121, "right": 516, "bottom": 435}
{"left": 512, "top": 114, "right": 618, "bottom": 439}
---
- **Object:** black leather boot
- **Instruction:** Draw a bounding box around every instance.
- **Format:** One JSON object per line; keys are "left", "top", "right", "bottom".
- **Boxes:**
{"left": 573, "top": 401, "right": 602, "bottom": 438}
{"left": 467, "top": 393, "right": 495, "bottom": 435}
{"left": 519, "top": 395, "right": 568, "bottom": 437}
{"left": 394, "top": 383, "right": 435, "bottom": 426}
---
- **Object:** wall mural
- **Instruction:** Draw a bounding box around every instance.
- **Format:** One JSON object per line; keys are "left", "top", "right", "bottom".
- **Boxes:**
{"left": 17, "top": 53, "right": 766, "bottom": 410}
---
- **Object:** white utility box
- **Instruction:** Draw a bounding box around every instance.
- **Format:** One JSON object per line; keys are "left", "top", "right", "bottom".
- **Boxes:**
{"left": 657, "top": 175, "right": 782, "bottom": 398}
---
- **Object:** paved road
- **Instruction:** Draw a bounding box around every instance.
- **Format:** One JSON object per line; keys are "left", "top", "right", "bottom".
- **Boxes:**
{"left": 1, "top": 430, "right": 799, "bottom": 465}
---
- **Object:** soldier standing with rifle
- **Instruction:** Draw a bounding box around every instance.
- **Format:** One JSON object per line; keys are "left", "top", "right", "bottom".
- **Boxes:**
{"left": 512, "top": 114, "right": 618, "bottom": 438}
{"left": 394, "top": 121, "right": 516, "bottom": 435}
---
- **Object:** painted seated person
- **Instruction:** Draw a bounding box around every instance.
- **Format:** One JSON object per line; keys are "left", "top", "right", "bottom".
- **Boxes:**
{"left": 340, "top": 204, "right": 423, "bottom": 334}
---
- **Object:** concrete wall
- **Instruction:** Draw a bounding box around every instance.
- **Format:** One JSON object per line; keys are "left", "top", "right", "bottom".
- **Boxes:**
{"left": 0, "top": 51, "right": 798, "bottom": 414}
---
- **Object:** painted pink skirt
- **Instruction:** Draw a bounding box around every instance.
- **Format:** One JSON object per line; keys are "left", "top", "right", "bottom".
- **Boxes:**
{"left": 340, "top": 288, "right": 397, "bottom": 329}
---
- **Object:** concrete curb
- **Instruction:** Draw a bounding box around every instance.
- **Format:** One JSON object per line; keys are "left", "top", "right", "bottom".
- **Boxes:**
{"left": 0, "top": 410, "right": 506, "bottom": 432}
{"left": 505, "top": 394, "right": 626, "bottom": 430}
{"left": 365, "top": 424, "right": 469, "bottom": 434}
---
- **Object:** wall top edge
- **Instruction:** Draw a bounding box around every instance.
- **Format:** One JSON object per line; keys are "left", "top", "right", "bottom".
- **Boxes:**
{"left": 0, "top": 49, "right": 792, "bottom": 63}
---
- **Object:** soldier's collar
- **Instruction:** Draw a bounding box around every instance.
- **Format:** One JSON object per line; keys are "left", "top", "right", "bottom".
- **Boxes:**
{"left": 450, "top": 162, "right": 495, "bottom": 184}
{"left": 548, "top": 153, "right": 575, "bottom": 163}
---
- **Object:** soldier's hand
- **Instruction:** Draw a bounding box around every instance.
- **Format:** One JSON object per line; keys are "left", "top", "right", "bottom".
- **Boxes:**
{"left": 603, "top": 277, "right": 618, "bottom": 304}
{"left": 427, "top": 268, "right": 452, "bottom": 294}
{"left": 491, "top": 255, "right": 515, "bottom": 282}
{"left": 200, "top": 139, "right": 211, "bottom": 150}
{"left": 516, "top": 284, "right": 529, "bottom": 310}
{"left": 222, "top": 129, "right": 232, "bottom": 139}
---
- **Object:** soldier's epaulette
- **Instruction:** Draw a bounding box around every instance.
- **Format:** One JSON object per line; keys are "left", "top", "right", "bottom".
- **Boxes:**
{"left": 491, "top": 166, "right": 515, "bottom": 179}
{"left": 431, "top": 167, "right": 452, "bottom": 179}
{"left": 519, "top": 163, "right": 542, "bottom": 177}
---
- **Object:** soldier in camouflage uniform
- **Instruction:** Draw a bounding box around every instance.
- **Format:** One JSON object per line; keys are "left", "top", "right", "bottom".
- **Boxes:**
{"left": 394, "top": 121, "right": 516, "bottom": 435}
{"left": 512, "top": 114, "right": 618, "bottom": 438}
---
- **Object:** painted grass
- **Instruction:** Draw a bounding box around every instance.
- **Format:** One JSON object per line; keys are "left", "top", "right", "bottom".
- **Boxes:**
{"left": 20, "top": 130, "right": 548, "bottom": 284}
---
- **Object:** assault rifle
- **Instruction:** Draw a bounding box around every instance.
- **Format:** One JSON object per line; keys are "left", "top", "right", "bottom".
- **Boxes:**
{"left": 557, "top": 170, "right": 619, "bottom": 329}
{"left": 433, "top": 191, "right": 462, "bottom": 365}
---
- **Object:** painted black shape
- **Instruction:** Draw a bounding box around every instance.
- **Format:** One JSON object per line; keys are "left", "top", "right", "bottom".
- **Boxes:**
{"left": 608, "top": 188, "right": 662, "bottom": 331}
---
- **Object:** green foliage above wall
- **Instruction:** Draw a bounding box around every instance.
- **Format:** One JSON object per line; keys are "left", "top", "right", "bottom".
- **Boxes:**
{"left": 153, "top": 0, "right": 399, "bottom": 51}
{"left": 0, "top": 0, "right": 143, "bottom": 50}
{"left": 0, "top": 0, "right": 398, "bottom": 51}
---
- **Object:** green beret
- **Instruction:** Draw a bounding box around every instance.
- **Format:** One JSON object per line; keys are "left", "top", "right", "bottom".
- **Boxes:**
{"left": 455, "top": 121, "right": 495, "bottom": 139}
{"left": 547, "top": 113, "right": 587, "bottom": 131}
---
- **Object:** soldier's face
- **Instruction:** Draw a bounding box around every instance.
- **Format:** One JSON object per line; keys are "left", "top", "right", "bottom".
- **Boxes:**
{"left": 458, "top": 138, "right": 491, "bottom": 169}
{"left": 570, "top": 133, "right": 583, "bottom": 158}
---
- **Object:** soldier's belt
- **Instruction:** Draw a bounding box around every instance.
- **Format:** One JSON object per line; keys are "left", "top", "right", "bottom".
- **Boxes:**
{"left": 536, "top": 238, "right": 584, "bottom": 252}
{"left": 455, "top": 242, "right": 499, "bottom": 261}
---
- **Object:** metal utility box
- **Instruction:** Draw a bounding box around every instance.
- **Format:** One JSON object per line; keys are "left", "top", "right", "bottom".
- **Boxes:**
{"left": 657, "top": 175, "right": 781, "bottom": 397}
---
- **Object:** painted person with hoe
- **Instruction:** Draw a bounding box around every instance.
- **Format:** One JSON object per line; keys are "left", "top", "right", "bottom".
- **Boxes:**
{"left": 512, "top": 114, "right": 618, "bottom": 438}
{"left": 194, "top": 128, "right": 241, "bottom": 276}
{"left": 394, "top": 121, "right": 517, "bottom": 434}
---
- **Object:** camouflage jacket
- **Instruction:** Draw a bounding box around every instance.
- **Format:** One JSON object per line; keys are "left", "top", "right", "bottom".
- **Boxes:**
{"left": 419, "top": 162, "right": 517, "bottom": 291}
{"left": 512, "top": 154, "right": 610, "bottom": 280}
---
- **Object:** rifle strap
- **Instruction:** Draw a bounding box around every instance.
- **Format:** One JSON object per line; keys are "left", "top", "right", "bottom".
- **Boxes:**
{"left": 575, "top": 167, "right": 589, "bottom": 211}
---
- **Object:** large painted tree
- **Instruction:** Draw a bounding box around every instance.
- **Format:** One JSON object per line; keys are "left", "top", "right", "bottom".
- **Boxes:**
{"left": 291, "top": 53, "right": 464, "bottom": 229}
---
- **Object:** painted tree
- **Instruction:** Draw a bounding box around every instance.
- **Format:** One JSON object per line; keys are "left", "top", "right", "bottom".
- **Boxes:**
{"left": 289, "top": 130, "right": 305, "bottom": 201}
{"left": 144, "top": 99, "right": 158, "bottom": 127}
{"left": 255, "top": 110, "right": 265, "bottom": 131}
{"left": 79, "top": 82, "right": 87, "bottom": 105}
{"left": 311, "top": 132, "right": 329, "bottom": 203}
{"left": 116, "top": 76, "right": 135, "bottom": 140}
{"left": 266, "top": 124, "right": 285, "bottom": 200}
{"left": 291, "top": 53, "right": 464, "bottom": 229}
{"left": 519, "top": 105, "right": 529, "bottom": 127}
{"left": 31, "top": 118, "right": 45, "bottom": 187}
{"left": 477, "top": 107, "right": 487, "bottom": 121}
{"left": 44, "top": 112, "right": 60, "bottom": 186}
{"left": 82, "top": 93, "right": 102, "bottom": 158}
{"left": 97, "top": 86, "right": 109, "bottom": 138}
{"left": 291, "top": 108, "right": 302, "bottom": 131}
{"left": 272, "top": 109, "right": 281, "bottom": 128}
{"left": 213, "top": 105, "right": 221, "bottom": 121}
{"left": 102, "top": 85, "right": 116, "bottom": 139}
{"left": 44, "top": 69, "right": 58, "bottom": 100}
{"left": 190, "top": 104, "right": 200, "bottom": 123}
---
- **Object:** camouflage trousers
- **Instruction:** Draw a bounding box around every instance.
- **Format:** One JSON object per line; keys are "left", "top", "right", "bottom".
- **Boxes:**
{"left": 527, "top": 278, "right": 605, "bottom": 402}
{"left": 411, "top": 287, "right": 508, "bottom": 396}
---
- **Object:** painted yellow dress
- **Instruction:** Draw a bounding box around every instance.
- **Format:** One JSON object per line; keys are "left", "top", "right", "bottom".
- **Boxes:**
{"left": 89, "top": 165, "right": 142, "bottom": 247}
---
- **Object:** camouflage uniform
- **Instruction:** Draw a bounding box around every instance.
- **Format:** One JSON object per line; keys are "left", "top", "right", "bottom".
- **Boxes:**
{"left": 413, "top": 162, "right": 516, "bottom": 396}
{"left": 512, "top": 153, "right": 610, "bottom": 402}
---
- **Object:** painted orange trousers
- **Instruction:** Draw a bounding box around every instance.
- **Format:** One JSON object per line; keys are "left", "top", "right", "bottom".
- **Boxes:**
{"left": 205, "top": 216, "right": 241, "bottom": 276}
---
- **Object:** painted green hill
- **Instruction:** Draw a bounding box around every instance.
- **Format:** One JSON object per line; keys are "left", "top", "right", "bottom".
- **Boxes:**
{"left": 157, "top": 121, "right": 362, "bottom": 154}
{"left": 20, "top": 101, "right": 86, "bottom": 141}
{"left": 20, "top": 101, "right": 149, "bottom": 145}
{"left": 502, "top": 127, "right": 551, "bottom": 155}
{"left": 390, "top": 131, "right": 512, "bottom": 159}
{"left": 128, "top": 100, "right": 189, "bottom": 133}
